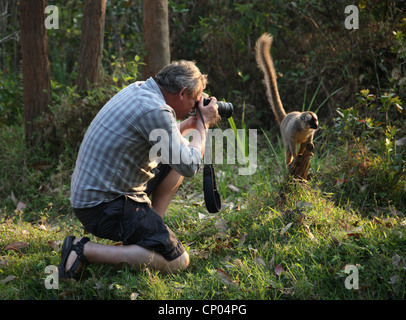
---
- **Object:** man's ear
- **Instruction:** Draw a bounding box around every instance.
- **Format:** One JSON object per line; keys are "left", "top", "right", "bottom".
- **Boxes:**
{"left": 179, "top": 87, "right": 188, "bottom": 100}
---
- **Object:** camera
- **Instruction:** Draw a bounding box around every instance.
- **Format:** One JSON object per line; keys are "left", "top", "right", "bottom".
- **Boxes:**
{"left": 194, "top": 98, "right": 234, "bottom": 119}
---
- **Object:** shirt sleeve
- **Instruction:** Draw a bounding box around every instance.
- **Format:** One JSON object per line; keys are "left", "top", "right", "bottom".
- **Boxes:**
{"left": 138, "top": 107, "right": 202, "bottom": 177}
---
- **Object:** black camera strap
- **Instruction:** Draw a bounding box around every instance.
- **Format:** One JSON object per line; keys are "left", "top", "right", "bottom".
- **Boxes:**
{"left": 203, "top": 163, "right": 222, "bottom": 213}
{"left": 196, "top": 106, "right": 222, "bottom": 213}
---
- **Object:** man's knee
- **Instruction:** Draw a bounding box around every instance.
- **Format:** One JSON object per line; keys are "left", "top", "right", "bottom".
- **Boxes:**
{"left": 169, "top": 251, "right": 189, "bottom": 272}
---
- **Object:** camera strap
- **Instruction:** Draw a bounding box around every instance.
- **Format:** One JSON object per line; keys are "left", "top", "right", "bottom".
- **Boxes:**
{"left": 196, "top": 106, "right": 222, "bottom": 213}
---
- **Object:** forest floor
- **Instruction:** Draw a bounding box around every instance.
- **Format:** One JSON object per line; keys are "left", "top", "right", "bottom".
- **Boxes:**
{"left": 1, "top": 123, "right": 405, "bottom": 302}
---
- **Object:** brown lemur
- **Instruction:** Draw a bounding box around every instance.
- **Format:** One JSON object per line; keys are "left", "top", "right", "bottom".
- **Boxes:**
{"left": 255, "top": 33, "right": 319, "bottom": 166}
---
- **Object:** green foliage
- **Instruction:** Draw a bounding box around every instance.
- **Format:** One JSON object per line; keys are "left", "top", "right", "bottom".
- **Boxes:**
{"left": 320, "top": 89, "right": 405, "bottom": 212}
{"left": 33, "top": 54, "right": 144, "bottom": 155}
{"left": 1, "top": 0, "right": 406, "bottom": 301}
{"left": 0, "top": 67, "right": 23, "bottom": 126}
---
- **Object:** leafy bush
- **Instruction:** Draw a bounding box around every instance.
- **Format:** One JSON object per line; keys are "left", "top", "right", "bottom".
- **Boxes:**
{"left": 0, "top": 68, "right": 23, "bottom": 126}
{"left": 34, "top": 55, "right": 144, "bottom": 155}
{"left": 320, "top": 89, "right": 405, "bottom": 213}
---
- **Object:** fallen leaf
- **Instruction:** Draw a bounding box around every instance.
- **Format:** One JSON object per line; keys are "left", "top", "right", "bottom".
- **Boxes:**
{"left": 197, "top": 251, "right": 211, "bottom": 260}
{"left": 214, "top": 232, "right": 228, "bottom": 240}
{"left": 269, "top": 255, "right": 275, "bottom": 269}
{"left": 38, "top": 183, "right": 50, "bottom": 194}
{"left": 298, "top": 212, "right": 305, "bottom": 225}
{"left": 304, "top": 224, "right": 317, "bottom": 242}
{"left": 233, "top": 258, "right": 244, "bottom": 268}
{"left": 16, "top": 202, "right": 26, "bottom": 212}
{"left": 38, "top": 224, "right": 48, "bottom": 231}
{"left": 58, "top": 291, "right": 75, "bottom": 299}
{"left": 391, "top": 254, "right": 405, "bottom": 269}
{"left": 223, "top": 255, "right": 232, "bottom": 263}
{"left": 222, "top": 202, "right": 239, "bottom": 211}
{"left": 214, "top": 219, "right": 228, "bottom": 231}
{"left": 359, "top": 184, "right": 368, "bottom": 193}
{"left": 255, "top": 256, "right": 266, "bottom": 267}
{"left": 296, "top": 201, "right": 312, "bottom": 208}
{"left": 280, "top": 222, "right": 293, "bottom": 235}
{"left": 109, "top": 283, "right": 123, "bottom": 290}
{"left": 93, "top": 281, "right": 103, "bottom": 290}
{"left": 198, "top": 213, "right": 207, "bottom": 220}
{"left": 47, "top": 240, "right": 61, "bottom": 252}
{"left": 275, "top": 264, "right": 284, "bottom": 276}
{"left": 10, "top": 191, "right": 18, "bottom": 205}
{"left": 238, "top": 233, "right": 248, "bottom": 247}
{"left": 4, "top": 241, "right": 29, "bottom": 251}
{"left": 216, "top": 269, "right": 237, "bottom": 287}
{"left": 388, "top": 274, "right": 398, "bottom": 285}
{"left": 130, "top": 292, "right": 139, "bottom": 300}
{"left": 227, "top": 184, "right": 241, "bottom": 193}
{"left": 0, "top": 275, "right": 17, "bottom": 284}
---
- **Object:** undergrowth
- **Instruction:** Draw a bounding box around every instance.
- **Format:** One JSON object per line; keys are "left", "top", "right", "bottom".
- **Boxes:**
{"left": 1, "top": 115, "right": 405, "bottom": 299}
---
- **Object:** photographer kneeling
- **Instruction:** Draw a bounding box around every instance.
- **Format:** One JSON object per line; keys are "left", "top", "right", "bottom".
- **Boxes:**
{"left": 59, "top": 60, "right": 220, "bottom": 279}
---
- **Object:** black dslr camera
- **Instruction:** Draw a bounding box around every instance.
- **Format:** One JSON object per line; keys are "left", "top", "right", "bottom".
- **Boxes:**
{"left": 193, "top": 98, "right": 234, "bottom": 119}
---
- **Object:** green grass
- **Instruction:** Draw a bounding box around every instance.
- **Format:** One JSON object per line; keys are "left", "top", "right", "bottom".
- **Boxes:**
{"left": 0, "top": 121, "right": 405, "bottom": 300}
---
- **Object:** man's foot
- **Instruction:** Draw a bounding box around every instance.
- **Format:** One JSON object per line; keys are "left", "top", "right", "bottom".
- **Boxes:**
{"left": 58, "top": 236, "right": 90, "bottom": 280}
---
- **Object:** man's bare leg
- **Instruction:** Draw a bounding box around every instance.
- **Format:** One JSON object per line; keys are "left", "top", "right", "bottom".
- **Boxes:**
{"left": 150, "top": 168, "right": 184, "bottom": 218}
{"left": 64, "top": 238, "right": 189, "bottom": 274}
{"left": 63, "top": 169, "right": 187, "bottom": 275}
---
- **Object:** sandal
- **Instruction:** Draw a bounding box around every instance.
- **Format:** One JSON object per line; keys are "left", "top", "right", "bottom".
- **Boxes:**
{"left": 58, "top": 236, "right": 90, "bottom": 280}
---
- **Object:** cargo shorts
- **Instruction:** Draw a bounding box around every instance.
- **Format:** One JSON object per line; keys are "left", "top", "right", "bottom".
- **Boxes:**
{"left": 73, "top": 164, "right": 185, "bottom": 261}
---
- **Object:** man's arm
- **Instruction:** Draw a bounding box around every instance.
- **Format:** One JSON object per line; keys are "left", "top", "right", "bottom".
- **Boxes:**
{"left": 189, "top": 97, "right": 219, "bottom": 156}
{"left": 180, "top": 97, "right": 219, "bottom": 157}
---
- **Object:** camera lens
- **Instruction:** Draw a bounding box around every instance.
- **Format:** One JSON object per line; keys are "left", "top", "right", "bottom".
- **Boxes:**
{"left": 217, "top": 101, "right": 234, "bottom": 118}
{"left": 199, "top": 98, "right": 234, "bottom": 119}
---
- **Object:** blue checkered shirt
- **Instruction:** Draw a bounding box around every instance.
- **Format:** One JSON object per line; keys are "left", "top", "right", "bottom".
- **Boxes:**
{"left": 70, "top": 78, "right": 202, "bottom": 209}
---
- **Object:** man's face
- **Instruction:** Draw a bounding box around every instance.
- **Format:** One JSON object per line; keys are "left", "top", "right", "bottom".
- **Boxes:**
{"left": 174, "top": 86, "right": 203, "bottom": 120}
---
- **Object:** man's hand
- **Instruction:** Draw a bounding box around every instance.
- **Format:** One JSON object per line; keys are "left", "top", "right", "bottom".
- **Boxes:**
{"left": 197, "top": 97, "right": 221, "bottom": 129}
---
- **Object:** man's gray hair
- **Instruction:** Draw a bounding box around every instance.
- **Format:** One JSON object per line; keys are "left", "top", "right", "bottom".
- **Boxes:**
{"left": 155, "top": 60, "right": 208, "bottom": 97}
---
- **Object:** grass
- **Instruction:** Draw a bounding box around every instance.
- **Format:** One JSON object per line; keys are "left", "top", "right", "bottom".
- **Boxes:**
{"left": 0, "top": 113, "right": 405, "bottom": 300}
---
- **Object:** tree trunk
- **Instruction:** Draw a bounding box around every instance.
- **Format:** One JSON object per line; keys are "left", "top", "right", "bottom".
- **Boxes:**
{"left": 76, "top": 0, "right": 106, "bottom": 92}
{"left": 287, "top": 143, "right": 314, "bottom": 180}
{"left": 19, "top": 0, "right": 51, "bottom": 144}
{"left": 143, "top": 0, "right": 170, "bottom": 79}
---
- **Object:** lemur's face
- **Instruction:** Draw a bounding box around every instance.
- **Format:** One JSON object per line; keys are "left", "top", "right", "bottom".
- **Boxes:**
{"left": 301, "top": 112, "right": 319, "bottom": 130}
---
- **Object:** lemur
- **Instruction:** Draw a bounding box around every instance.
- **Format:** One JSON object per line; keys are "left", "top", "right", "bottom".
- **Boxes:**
{"left": 255, "top": 33, "right": 319, "bottom": 165}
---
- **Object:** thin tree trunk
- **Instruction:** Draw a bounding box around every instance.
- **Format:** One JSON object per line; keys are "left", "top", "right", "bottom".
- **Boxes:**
{"left": 76, "top": 0, "right": 106, "bottom": 92}
{"left": 19, "top": 0, "right": 51, "bottom": 144}
{"left": 143, "top": 0, "right": 170, "bottom": 79}
{"left": 288, "top": 143, "right": 314, "bottom": 180}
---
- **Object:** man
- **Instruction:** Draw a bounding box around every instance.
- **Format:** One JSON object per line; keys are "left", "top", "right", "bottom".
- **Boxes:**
{"left": 59, "top": 60, "right": 220, "bottom": 279}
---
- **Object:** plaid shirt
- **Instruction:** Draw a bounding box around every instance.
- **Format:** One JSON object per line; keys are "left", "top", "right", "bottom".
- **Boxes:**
{"left": 70, "top": 78, "right": 202, "bottom": 209}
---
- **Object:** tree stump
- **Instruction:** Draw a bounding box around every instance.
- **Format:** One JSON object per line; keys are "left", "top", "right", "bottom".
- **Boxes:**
{"left": 287, "top": 143, "right": 314, "bottom": 180}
